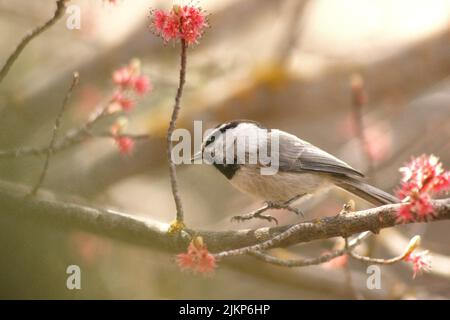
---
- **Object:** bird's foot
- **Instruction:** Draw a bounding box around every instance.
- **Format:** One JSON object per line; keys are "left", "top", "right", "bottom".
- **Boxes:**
{"left": 231, "top": 211, "right": 279, "bottom": 225}
{"left": 265, "top": 201, "right": 304, "bottom": 217}
{"left": 231, "top": 194, "right": 306, "bottom": 225}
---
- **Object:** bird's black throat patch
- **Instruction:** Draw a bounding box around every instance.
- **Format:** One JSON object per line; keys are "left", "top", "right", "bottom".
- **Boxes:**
{"left": 213, "top": 163, "right": 240, "bottom": 179}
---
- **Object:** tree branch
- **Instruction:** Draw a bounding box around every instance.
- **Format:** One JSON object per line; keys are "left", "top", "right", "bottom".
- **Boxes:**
{"left": 0, "top": 0, "right": 68, "bottom": 84}
{"left": 0, "top": 180, "right": 448, "bottom": 255}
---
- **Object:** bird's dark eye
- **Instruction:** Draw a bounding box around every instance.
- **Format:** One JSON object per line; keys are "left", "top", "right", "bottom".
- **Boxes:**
{"left": 205, "top": 135, "right": 215, "bottom": 147}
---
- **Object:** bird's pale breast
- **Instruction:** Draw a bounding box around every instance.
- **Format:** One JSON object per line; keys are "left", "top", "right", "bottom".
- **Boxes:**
{"left": 229, "top": 166, "right": 331, "bottom": 202}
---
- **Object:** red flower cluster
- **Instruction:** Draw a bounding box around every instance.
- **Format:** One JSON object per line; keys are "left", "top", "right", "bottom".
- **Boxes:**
{"left": 112, "top": 91, "right": 134, "bottom": 111}
{"left": 151, "top": 5, "right": 208, "bottom": 45}
{"left": 396, "top": 154, "right": 450, "bottom": 222}
{"left": 111, "top": 60, "right": 151, "bottom": 113}
{"left": 109, "top": 60, "right": 151, "bottom": 155}
{"left": 404, "top": 250, "right": 431, "bottom": 279}
{"left": 114, "top": 136, "right": 135, "bottom": 155}
{"left": 176, "top": 237, "right": 216, "bottom": 274}
{"left": 112, "top": 62, "right": 152, "bottom": 98}
{"left": 110, "top": 118, "right": 135, "bottom": 156}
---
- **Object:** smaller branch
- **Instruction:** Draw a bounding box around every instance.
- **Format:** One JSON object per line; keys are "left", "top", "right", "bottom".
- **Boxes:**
{"left": 0, "top": 0, "right": 68, "bottom": 84}
{"left": 0, "top": 94, "right": 139, "bottom": 159}
{"left": 30, "top": 72, "right": 79, "bottom": 195}
{"left": 0, "top": 131, "right": 149, "bottom": 159}
{"left": 83, "top": 100, "right": 114, "bottom": 131}
{"left": 167, "top": 39, "right": 188, "bottom": 223}
{"left": 348, "top": 235, "right": 420, "bottom": 265}
{"left": 247, "top": 231, "right": 368, "bottom": 267}
{"left": 378, "top": 228, "right": 450, "bottom": 279}
{"left": 213, "top": 224, "right": 299, "bottom": 259}
{"left": 41, "top": 96, "right": 116, "bottom": 148}
{"left": 249, "top": 250, "right": 345, "bottom": 267}
{"left": 348, "top": 249, "right": 405, "bottom": 265}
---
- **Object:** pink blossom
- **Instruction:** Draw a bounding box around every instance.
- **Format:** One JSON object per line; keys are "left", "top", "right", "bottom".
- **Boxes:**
{"left": 176, "top": 237, "right": 216, "bottom": 274}
{"left": 133, "top": 75, "right": 152, "bottom": 96}
{"left": 396, "top": 154, "right": 450, "bottom": 223}
{"left": 404, "top": 251, "right": 431, "bottom": 279}
{"left": 155, "top": 10, "right": 179, "bottom": 42}
{"left": 118, "top": 97, "right": 134, "bottom": 111}
{"left": 112, "top": 61, "right": 152, "bottom": 97}
{"left": 112, "top": 67, "right": 133, "bottom": 87}
{"left": 150, "top": 5, "right": 208, "bottom": 45}
{"left": 179, "top": 5, "right": 208, "bottom": 44}
{"left": 113, "top": 91, "right": 135, "bottom": 111}
{"left": 153, "top": 9, "right": 169, "bottom": 34}
{"left": 114, "top": 136, "right": 134, "bottom": 155}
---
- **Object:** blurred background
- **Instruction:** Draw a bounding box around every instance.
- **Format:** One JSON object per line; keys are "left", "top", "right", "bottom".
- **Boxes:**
{"left": 0, "top": 0, "right": 449, "bottom": 299}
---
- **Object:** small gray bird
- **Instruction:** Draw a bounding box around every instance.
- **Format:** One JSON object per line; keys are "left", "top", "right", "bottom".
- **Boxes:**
{"left": 192, "top": 120, "right": 398, "bottom": 222}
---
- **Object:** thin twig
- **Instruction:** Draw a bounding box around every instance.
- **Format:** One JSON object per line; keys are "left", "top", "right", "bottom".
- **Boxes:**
{"left": 30, "top": 72, "right": 79, "bottom": 195}
{"left": 83, "top": 100, "right": 114, "bottom": 131}
{"left": 0, "top": 94, "right": 131, "bottom": 159}
{"left": 348, "top": 233, "right": 422, "bottom": 265}
{"left": 348, "top": 250, "right": 406, "bottom": 265}
{"left": 248, "top": 232, "right": 368, "bottom": 267}
{"left": 214, "top": 219, "right": 370, "bottom": 260}
{"left": 167, "top": 39, "right": 187, "bottom": 223}
{"left": 249, "top": 250, "right": 346, "bottom": 267}
{"left": 0, "top": 0, "right": 68, "bottom": 84}
{"left": 0, "top": 131, "right": 149, "bottom": 159}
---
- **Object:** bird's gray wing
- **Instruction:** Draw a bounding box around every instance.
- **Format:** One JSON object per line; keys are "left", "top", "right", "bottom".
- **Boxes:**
{"left": 274, "top": 130, "right": 364, "bottom": 178}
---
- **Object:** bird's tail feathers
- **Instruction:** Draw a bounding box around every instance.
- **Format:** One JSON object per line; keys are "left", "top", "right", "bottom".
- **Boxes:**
{"left": 334, "top": 177, "right": 399, "bottom": 206}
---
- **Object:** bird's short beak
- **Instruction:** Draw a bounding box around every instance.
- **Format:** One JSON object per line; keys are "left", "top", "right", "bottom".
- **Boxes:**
{"left": 191, "top": 150, "right": 203, "bottom": 163}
